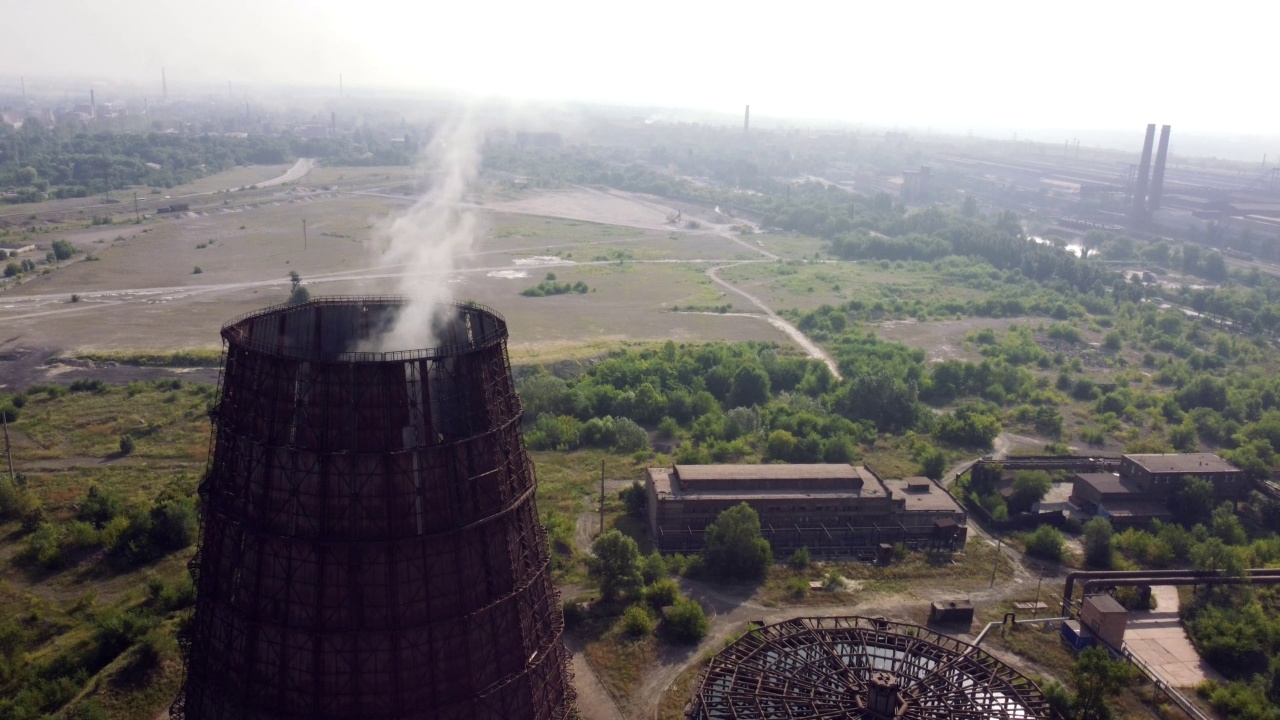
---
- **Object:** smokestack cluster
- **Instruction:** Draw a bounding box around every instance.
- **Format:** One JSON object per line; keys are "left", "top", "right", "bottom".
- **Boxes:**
{"left": 1149, "top": 125, "right": 1171, "bottom": 211}
{"left": 1133, "top": 123, "right": 1172, "bottom": 217}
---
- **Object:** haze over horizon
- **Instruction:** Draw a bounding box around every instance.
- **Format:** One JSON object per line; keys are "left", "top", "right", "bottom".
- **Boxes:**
{"left": 2, "top": 0, "right": 1277, "bottom": 147}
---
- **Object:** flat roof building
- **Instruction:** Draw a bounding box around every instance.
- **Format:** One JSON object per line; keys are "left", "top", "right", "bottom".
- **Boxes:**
{"left": 646, "top": 464, "right": 965, "bottom": 557}
{"left": 1120, "top": 453, "right": 1245, "bottom": 500}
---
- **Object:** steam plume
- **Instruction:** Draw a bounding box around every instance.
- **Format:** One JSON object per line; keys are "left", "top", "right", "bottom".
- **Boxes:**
{"left": 367, "top": 116, "right": 482, "bottom": 351}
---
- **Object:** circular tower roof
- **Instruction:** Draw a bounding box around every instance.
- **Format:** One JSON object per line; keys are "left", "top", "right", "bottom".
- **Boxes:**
{"left": 688, "top": 616, "right": 1051, "bottom": 720}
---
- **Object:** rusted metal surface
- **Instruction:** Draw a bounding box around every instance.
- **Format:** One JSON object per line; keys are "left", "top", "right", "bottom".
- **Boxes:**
{"left": 174, "top": 297, "right": 574, "bottom": 720}
{"left": 688, "top": 616, "right": 1051, "bottom": 719}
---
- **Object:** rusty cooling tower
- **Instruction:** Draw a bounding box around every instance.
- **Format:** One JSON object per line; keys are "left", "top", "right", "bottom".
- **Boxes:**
{"left": 174, "top": 297, "right": 574, "bottom": 720}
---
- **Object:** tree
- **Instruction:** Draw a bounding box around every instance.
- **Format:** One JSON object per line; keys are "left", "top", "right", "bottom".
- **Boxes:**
{"left": 51, "top": 239, "right": 76, "bottom": 261}
{"left": 1082, "top": 517, "right": 1114, "bottom": 569}
{"left": 1008, "top": 470, "right": 1052, "bottom": 513}
{"left": 619, "top": 480, "right": 647, "bottom": 519}
{"left": 1174, "top": 476, "right": 1215, "bottom": 526}
{"left": 1069, "top": 646, "right": 1134, "bottom": 720}
{"left": 1024, "top": 525, "right": 1065, "bottom": 562}
{"left": 611, "top": 416, "right": 649, "bottom": 452}
{"left": 727, "top": 365, "right": 770, "bottom": 409}
{"left": 702, "top": 503, "right": 772, "bottom": 581}
{"left": 591, "top": 529, "right": 642, "bottom": 600}
{"left": 766, "top": 429, "right": 797, "bottom": 461}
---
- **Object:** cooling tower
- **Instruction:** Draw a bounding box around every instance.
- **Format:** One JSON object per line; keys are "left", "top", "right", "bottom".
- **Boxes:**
{"left": 690, "top": 617, "right": 1051, "bottom": 719}
{"left": 174, "top": 297, "right": 575, "bottom": 720}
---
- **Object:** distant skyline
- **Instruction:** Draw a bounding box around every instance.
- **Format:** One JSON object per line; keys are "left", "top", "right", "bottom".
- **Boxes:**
{"left": 2, "top": 0, "right": 1277, "bottom": 142}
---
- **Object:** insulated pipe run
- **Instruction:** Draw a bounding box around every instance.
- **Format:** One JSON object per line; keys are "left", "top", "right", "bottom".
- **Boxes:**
{"left": 1062, "top": 568, "right": 1280, "bottom": 615}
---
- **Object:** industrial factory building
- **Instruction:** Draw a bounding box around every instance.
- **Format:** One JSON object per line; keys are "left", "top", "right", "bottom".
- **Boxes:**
{"left": 1071, "top": 452, "right": 1244, "bottom": 525}
{"left": 645, "top": 463, "right": 966, "bottom": 556}
{"left": 174, "top": 298, "right": 575, "bottom": 720}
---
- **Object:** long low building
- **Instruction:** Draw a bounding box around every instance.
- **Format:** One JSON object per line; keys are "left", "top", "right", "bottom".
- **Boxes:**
{"left": 645, "top": 463, "right": 967, "bottom": 556}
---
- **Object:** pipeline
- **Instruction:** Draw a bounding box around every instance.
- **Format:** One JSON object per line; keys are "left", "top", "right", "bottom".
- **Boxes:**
{"left": 971, "top": 612, "right": 1071, "bottom": 651}
{"left": 1062, "top": 568, "right": 1280, "bottom": 615}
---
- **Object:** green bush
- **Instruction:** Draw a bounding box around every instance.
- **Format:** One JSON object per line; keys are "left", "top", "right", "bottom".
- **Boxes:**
{"left": 1025, "top": 525, "right": 1065, "bottom": 562}
{"left": 644, "top": 578, "right": 680, "bottom": 608}
{"left": 786, "top": 577, "right": 809, "bottom": 598}
{"left": 663, "top": 598, "right": 709, "bottom": 644}
{"left": 619, "top": 605, "right": 655, "bottom": 637}
{"left": 788, "top": 546, "right": 811, "bottom": 569}
{"left": 640, "top": 551, "right": 667, "bottom": 584}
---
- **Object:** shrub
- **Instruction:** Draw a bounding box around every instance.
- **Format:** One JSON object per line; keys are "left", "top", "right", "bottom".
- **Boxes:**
{"left": 118, "top": 434, "right": 136, "bottom": 455}
{"left": 619, "top": 605, "right": 655, "bottom": 637}
{"left": 644, "top": 578, "right": 680, "bottom": 608}
{"left": 640, "top": 551, "right": 667, "bottom": 584}
{"left": 786, "top": 577, "right": 809, "bottom": 598}
{"left": 663, "top": 598, "right": 709, "bottom": 643}
{"left": 1025, "top": 525, "right": 1065, "bottom": 562}
{"left": 788, "top": 546, "right": 811, "bottom": 569}
{"left": 193, "top": 266, "right": 203, "bottom": 274}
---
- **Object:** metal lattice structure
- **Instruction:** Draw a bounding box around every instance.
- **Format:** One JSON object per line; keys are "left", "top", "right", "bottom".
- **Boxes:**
{"left": 173, "top": 297, "right": 575, "bottom": 720}
{"left": 688, "top": 617, "right": 1051, "bottom": 720}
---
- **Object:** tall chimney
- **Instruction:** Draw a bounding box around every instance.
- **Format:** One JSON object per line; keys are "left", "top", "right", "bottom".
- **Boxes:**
{"left": 1132, "top": 123, "right": 1156, "bottom": 216}
{"left": 744, "top": 104, "right": 750, "bottom": 132}
{"left": 1149, "top": 125, "right": 1172, "bottom": 211}
{"left": 90, "top": 89, "right": 96, "bottom": 118}
{"left": 162, "top": 67, "right": 168, "bottom": 102}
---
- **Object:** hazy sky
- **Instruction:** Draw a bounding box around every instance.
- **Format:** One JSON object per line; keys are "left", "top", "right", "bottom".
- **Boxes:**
{"left": 3, "top": 0, "right": 1276, "bottom": 135}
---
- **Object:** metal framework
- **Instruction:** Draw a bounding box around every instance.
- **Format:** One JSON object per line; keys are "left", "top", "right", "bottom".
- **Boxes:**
{"left": 688, "top": 617, "right": 1051, "bottom": 720}
{"left": 173, "top": 297, "right": 574, "bottom": 720}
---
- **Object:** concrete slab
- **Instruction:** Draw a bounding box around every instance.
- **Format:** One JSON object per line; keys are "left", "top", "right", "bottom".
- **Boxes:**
{"left": 1122, "top": 586, "right": 1223, "bottom": 688}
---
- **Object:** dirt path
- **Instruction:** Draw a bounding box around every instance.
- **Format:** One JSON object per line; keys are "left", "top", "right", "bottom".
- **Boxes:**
{"left": 705, "top": 261, "right": 840, "bottom": 379}
{"left": 564, "top": 631, "right": 627, "bottom": 720}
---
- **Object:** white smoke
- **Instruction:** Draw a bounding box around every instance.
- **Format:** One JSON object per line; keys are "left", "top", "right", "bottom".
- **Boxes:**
{"left": 366, "top": 115, "right": 483, "bottom": 352}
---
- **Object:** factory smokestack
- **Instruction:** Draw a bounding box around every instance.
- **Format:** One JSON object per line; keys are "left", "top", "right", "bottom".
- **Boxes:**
{"left": 1149, "top": 125, "right": 1172, "bottom": 211}
{"left": 162, "top": 67, "right": 167, "bottom": 102}
{"left": 744, "top": 104, "right": 750, "bottom": 131}
{"left": 1132, "top": 123, "right": 1156, "bottom": 216}
{"left": 173, "top": 298, "right": 576, "bottom": 720}
{"left": 89, "top": 89, "right": 96, "bottom": 119}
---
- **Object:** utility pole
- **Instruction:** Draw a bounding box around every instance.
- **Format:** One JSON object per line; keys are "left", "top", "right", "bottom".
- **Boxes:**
{"left": 302, "top": 218, "right": 307, "bottom": 251}
{"left": 989, "top": 536, "right": 1002, "bottom": 588}
{"left": 3, "top": 413, "right": 14, "bottom": 484}
{"left": 133, "top": 191, "right": 140, "bottom": 223}
{"left": 1033, "top": 572, "right": 1044, "bottom": 617}
{"left": 598, "top": 458, "right": 605, "bottom": 535}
